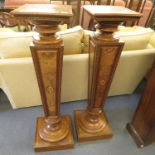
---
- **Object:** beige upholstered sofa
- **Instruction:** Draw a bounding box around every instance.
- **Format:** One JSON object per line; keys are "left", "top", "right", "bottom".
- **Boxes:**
{"left": 0, "top": 26, "right": 155, "bottom": 109}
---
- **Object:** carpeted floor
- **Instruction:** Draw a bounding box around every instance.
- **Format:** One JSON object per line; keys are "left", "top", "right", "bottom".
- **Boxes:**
{"left": 0, "top": 86, "right": 155, "bottom": 155}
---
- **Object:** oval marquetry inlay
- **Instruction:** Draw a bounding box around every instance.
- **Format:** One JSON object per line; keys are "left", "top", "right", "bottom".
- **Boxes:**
{"left": 46, "top": 86, "right": 54, "bottom": 94}
{"left": 100, "top": 80, "right": 106, "bottom": 86}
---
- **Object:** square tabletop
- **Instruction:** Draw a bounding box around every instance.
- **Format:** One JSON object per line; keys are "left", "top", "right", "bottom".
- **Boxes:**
{"left": 11, "top": 4, "right": 73, "bottom": 18}
{"left": 83, "top": 5, "right": 141, "bottom": 21}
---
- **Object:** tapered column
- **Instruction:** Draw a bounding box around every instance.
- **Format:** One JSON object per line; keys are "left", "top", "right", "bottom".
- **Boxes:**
{"left": 30, "top": 20, "right": 74, "bottom": 151}
{"left": 75, "top": 21, "right": 124, "bottom": 142}
{"left": 11, "top": 4, "right": 73, "bottom": 152}
{"left": 74, "top": 5, "right": 141, "bottom": 142}
{"left": 127, "top": 61, "right": 155, "bottom": 148}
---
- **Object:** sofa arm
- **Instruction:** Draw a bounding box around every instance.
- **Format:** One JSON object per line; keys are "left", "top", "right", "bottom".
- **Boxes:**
{"left": 0, "top": 57, "right": 41, "bottom": 108}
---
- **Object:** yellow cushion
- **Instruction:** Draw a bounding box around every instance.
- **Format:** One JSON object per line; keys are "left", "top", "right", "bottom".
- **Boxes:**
{"left": 57, "top": 26, "right": 83, "bottom": 55}
{"left": 149, "top": 33, "right": 155, "bottom": 48}
{"left": 0, "top": 28, "right": 15, "bottom": 32}
{"left": 118, "top": 25, "right": 144, "bottom": 32}
{"left": 0, "top": 32, "right": 34, "bottom": 59}
{"left": 59, "top": 24, "right": 68, "bottom": 31}
{"left": 82, "top": 30, "right": 93, "bottom": 53}
{"left": 115, "top": 27, "right": 154, "bottom": 51}
{"left": 0, "top": 26, "right": 83, "bottom": 59}
{"left": 82, "top": 27, "right": 154, "bottom": 53}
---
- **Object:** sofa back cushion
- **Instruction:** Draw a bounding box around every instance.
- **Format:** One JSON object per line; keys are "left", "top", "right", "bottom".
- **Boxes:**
{"left": 149, "top": 33, "right": 155, "bottom": 48}
{"left": 57, "top": 26, "right": 84, "bottom": 55}
{"left": 118, "top": 25, "right": 144, "bottom": 32}
{"left": 82, "top": 26, "right": 154, "bottom": 53}
{"left": 0, "top": 32, "right": 33, "bottom": 59}
{"left": 82, "top": 30, "right": 93, "bottom": 53}
{"left": 115, "top": 27, "right": 154, "bottom": 51}
{"left": 0, "top": 28, "right": 15, "bottom": 32}
{"left": 0, "top": 26, "right": 84, "bottom": 59}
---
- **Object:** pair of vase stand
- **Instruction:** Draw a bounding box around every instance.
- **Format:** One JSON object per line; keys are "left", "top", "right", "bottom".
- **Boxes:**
{"left": 10, "top": 4, "right": 142, "bottom": 152}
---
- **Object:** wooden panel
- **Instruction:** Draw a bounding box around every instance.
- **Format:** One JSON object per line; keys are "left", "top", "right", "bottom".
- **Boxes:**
{"left": 94, "top": 46, "right": 119, "bottom": 108}
{"left": 11, "top": 4, "right": 73, "bottom": 17}
{"left": 88, "top": 40, "right": 96, "bottom": 108}
{"left": 37, "top": 50, "right": 57, "bottom": 116}
{"left": 127, "top": 61, "right": 155, "bottom": 147}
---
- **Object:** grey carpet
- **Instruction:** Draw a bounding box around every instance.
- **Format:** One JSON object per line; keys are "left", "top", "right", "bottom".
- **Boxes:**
{"left": 0, "top": 85, "right": 155, "bottom": 155}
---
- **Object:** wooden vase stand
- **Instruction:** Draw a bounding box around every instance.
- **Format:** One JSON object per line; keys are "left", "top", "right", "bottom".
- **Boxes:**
{"left": 74, "top": 5, "right": 141, "bottom": 142}
{"left": 11, "top": 4, "right": 74, "bottom": 152}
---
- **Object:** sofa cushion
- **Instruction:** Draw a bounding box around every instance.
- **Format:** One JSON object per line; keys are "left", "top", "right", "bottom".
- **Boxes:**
{"left": 57, "top": 26, "right": 84, "bottom": 55}
{"left": 0, "top": 26, "right": 84, "bottom": 59}
{"left": 0, "top": 28, "right": 15, "bottom": 32}
{"left": 0, "top": 32, "right": 34, "bottom": 59}
{"left": 82, "top": 26, "right": 154, "bottom": 53}
{"left": 115, "top": 27, "right": 154, "bottom": 51}
{"left": 149, "top": 33, "right": 155, "bottom": 48}
{"left": 82, "top": 30, "right": 93, "bottom": 53}
{"left": 118, "top": 25, "right": 144, "bottom": 32}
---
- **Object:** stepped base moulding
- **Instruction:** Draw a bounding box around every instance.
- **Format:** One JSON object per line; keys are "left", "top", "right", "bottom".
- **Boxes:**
{"left": 35, "top": 116, "right": 74, "bottom": 152}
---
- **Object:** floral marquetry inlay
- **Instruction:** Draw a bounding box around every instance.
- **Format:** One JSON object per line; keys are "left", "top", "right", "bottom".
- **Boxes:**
{"left": 37, "top": 50, "right": 57, "bottom": 116}
{"left": 94, "top": 46, "right": 120, "bottom": 108}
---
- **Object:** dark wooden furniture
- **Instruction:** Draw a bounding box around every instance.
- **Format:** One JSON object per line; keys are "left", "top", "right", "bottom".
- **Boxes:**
{"left": 127, "top": 60, "right": 155, "bottom": 148}
{"left": 0, "top": 12, "right": 21, "bottom": 30}
{"left": 146, "top": 2, "right": 155, "bottom": 30}
{"left": 1, "top": 0, "right": 81, "bottom": 27}
{"left": 81, "top": 0, "right": 154, "bottom": 29}
{"left": 11, "top": 4, "right": 74, "bottom": 152}
{"left": 1, "top": 0, "right": 155, "bottom": 28}
{"left": 74, "top": 5, "right": 141, "bottom": 142}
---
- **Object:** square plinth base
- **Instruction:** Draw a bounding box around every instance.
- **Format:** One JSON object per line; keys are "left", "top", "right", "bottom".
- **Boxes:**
{"left": 74, "top": 110, "right": 113, "bottom": 142}
{"left": 34, "top": 116, "right": 74, "bottom": 152}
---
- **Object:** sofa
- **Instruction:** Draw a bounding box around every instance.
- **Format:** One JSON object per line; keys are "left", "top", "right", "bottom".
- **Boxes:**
{"left": 0, "top": 25, "right": 155, "bottom": 109}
